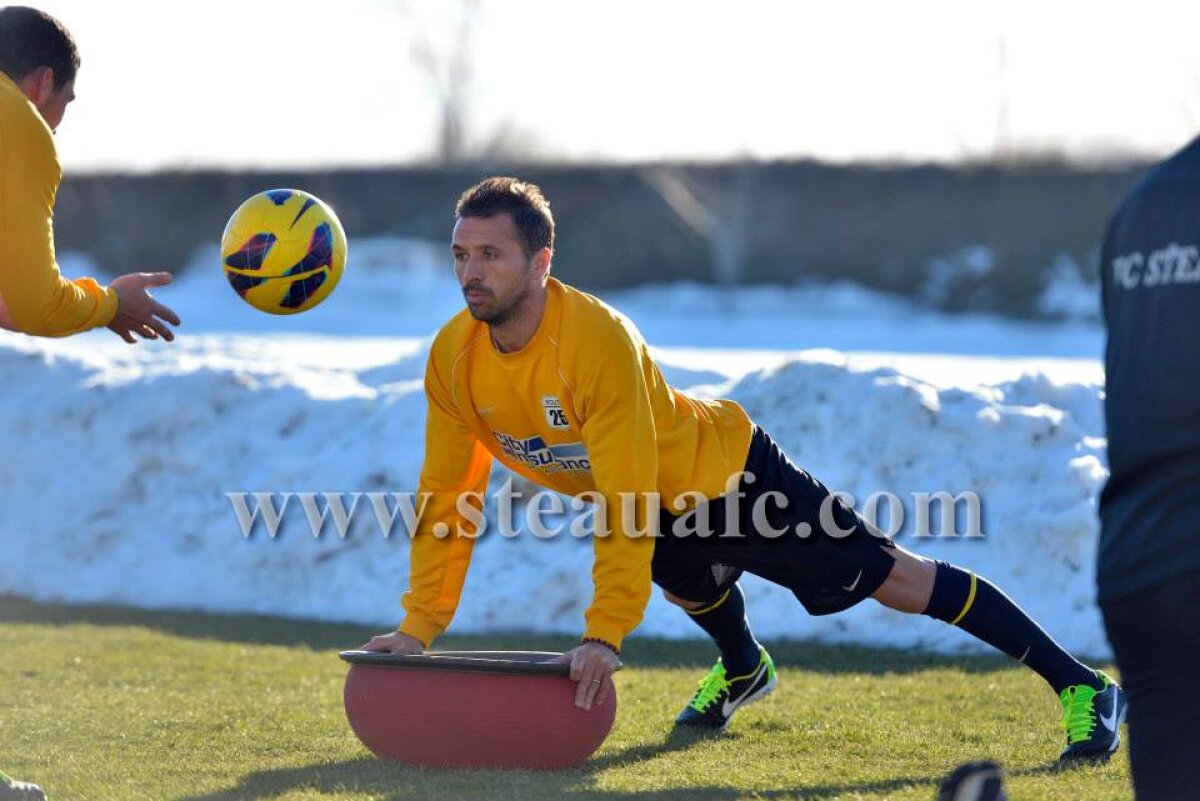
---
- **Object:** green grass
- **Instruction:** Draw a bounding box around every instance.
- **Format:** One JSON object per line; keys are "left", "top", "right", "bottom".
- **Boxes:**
{"left": 0, "top": 597, "right": 1131, "bottom": 801}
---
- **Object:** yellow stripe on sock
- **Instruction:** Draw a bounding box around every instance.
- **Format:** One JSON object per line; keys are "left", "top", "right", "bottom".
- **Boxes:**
{"left": 949, "top": 573, "right": 978, "bottom": 626}
{"left": 686, "top": 588, "right": 732, "bottom": 616}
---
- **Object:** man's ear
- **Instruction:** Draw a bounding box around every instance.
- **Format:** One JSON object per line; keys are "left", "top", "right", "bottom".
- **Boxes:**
{"left": 532, "top": 247, "right": 553, "bottom": 280}
{"left": 17, "top": 66, "right": 56, "bottom": 105}
{"left": 36, "top": 68, "right": 57, "bottom": 104}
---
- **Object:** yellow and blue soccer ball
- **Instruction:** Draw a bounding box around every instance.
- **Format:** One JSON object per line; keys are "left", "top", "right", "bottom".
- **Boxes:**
{"left": 221, "top": 189, "right": 347, "bottom": 314}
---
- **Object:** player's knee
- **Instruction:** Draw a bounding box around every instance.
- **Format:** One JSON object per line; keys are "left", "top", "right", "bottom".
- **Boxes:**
{"left": 662, "top": 590, "right": 708, "bottom": 611}
{"left": 872, "top": 548, "right": 936, "bottom": 614}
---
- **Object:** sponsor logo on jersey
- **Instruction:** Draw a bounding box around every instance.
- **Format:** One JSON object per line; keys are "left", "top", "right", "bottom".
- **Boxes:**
{"left": 493, "top": 431, "right": 591, "bottom": 473}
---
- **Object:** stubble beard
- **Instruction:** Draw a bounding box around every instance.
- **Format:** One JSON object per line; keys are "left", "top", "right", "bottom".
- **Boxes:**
{"left": 467, "top": 282, "right": 530, "bottom": 328}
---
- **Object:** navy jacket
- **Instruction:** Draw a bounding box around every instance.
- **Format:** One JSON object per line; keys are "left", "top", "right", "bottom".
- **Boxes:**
{"left": 1099, "top": 136, "right": 1200, "bottom": 601}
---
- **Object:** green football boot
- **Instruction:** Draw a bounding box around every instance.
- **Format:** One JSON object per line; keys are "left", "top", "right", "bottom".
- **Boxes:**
{"left": 1058, "top": 670, "right": 1126, "bottom": 765}
{"left": 675, "top": 646, "right": 777, "bottom": 731}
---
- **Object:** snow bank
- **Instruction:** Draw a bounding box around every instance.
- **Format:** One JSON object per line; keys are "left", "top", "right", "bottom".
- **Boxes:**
{"left": 63, "top": 239, "right": 1106, "bottom": 357}
{"left": 1037, "top": 253, "right": 1102, "bottom": 323}
{"left": 0, "top": 330, "right": 1111, "bottom": 655}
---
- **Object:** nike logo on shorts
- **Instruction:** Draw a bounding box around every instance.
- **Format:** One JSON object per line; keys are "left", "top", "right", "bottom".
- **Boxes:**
{"left": 842, "top": 570, "right": 864, "bottom": 592}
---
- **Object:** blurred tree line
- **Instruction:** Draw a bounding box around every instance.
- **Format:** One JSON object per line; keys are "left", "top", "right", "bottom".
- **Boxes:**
{"left": 53, "top": 158, "right": 1144, "bottom": 318}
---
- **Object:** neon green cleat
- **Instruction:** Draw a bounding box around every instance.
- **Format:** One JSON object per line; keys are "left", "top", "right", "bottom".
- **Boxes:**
{"left": 1058, "top": 670, "right": 1126, "bottom": 765}
{"left": 674, "top": 646, "right": 777, "bottom": 731}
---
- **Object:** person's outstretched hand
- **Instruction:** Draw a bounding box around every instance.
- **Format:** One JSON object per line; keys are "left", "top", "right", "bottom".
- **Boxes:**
{"left": 360, "top": 631, "right": 424, "bottom": 655}
{"left": 106, "top": 272, "right": 181, "bottom": 343}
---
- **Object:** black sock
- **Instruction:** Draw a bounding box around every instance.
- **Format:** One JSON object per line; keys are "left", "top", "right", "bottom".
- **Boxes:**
{"left": 684, "top": 583, "right": 762, "bottom": 677}
{"left": 923, "top": 561, "right": 1101, "bottom": 694}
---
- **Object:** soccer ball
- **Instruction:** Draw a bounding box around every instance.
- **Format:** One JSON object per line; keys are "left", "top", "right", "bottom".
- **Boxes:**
{"left": 221, "top": 189, "right": 347, "bottom": 314}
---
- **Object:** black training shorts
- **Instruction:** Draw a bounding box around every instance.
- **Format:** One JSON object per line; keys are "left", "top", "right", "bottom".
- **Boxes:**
{"left": 651, "top": 425, "right": 897, "bottom": 614}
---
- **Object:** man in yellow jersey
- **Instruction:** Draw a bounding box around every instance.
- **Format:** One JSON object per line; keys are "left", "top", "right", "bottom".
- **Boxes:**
{"left": 0, "top": 6, "right": 178, "bottom": 343}
{"left": 363, "top": 177, "right": 1120, "bottom": 764}
{"left": 0, "top": 7, "right": 181, "bottom": 800}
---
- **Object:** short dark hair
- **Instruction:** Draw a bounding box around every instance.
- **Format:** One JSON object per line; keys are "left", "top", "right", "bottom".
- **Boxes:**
{"left": 455, "top": 176, "right": 555, "bottom": 257}
{"left": 0, "top": 6, "right": 79, "bottom": 89}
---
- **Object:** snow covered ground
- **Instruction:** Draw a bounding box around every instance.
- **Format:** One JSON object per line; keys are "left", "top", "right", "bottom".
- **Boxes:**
{"left": 0, "top": 241, "right": 1113, "bottom": 655}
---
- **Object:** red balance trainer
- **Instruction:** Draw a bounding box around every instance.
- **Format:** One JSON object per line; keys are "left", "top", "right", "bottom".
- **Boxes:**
{"left": 340, "top": 650, "right": 620, "bottom": 770}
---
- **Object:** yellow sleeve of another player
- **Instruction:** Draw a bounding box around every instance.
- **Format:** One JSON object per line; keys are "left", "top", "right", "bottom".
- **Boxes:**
{"left": 575, "top": 320, "right": 659, "bottom": 652}
{"left": 398, "top": 346, "right": 493, "bottom": 646}
{"left": 0, "top": 96, "right": 118, "bottom": 337}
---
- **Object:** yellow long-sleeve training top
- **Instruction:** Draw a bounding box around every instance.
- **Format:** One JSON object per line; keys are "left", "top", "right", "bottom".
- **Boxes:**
{"left": 0, "top": 71, "right": 117, "bottom": 336}
{"left": 399, "top": 277, "right": 755, "bottom": 651}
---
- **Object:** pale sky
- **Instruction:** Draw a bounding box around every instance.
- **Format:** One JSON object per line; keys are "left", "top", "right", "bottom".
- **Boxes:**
{"left": 31, "top": 0, "right": 1200, "bottom": 171}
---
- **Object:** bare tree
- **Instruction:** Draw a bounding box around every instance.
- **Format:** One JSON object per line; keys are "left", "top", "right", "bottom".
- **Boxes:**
{"left": 641, "top": 163, "right": 758, "bottom": 293}
{"left": 994, "top": 32, "right": 1012, "bottom": 159}
{"left": 395, "top": 0, "right": 481, "bottom": 164}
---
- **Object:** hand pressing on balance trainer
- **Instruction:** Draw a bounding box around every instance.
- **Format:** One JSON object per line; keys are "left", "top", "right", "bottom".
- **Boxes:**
{"left": 554, "top": 641, "right": 620, "bottom": 711}
{"left": 359, "top": 631, "right": 424, "bottom": 655}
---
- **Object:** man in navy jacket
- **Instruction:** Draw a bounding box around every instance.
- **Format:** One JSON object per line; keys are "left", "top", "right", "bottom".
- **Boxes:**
{"left": 1099, "top": 136, "right": 1200, "bottom": 801}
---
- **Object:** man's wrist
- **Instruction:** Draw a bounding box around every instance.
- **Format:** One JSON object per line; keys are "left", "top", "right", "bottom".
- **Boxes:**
{"left": 581, "top": 637, "right": 620, "bottom": 657}
{"left": 396, "top": 614, "right": 440, "bottom": 647}
{"left": 96, "top": 282, "right": 120, "bottom": 327}
{"left": 394, "top": 629, "right": 427, "bottom": 648}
